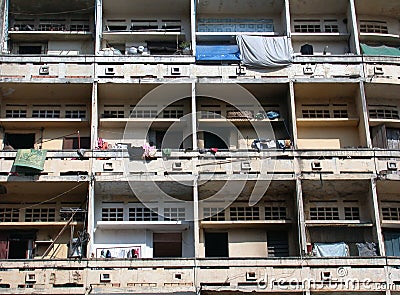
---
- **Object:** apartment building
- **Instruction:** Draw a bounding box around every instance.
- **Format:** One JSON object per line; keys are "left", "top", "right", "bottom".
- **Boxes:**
{"left": 0, "top": 0, "right": 399, "bottom": 294}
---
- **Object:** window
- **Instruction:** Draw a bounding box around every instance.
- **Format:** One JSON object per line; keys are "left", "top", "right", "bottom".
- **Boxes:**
{"left": 129, "top": 207, "right": 158, "bottom": 221}
{"left": 32, "top": 109, "right": 60, "bottom": 118}
{"left": 0, "top": 208, "right": 19, "bottom": 222}
{"left": 164, "top": 208, "right": 185, "bottom": 221}
{"left": 230, "top": 207, "right": 260, "bottom": 221}
{"left": 369, "top": 105, "right": 399, "bottom": 120}
{"left": 103, "top": 106, "right": 125, "bottom": 118}
{"left": 102, "top": 208, "right": 123, "bottom": 221}
{"left": 65, "top": 110, "right": 86, "bottom": 119}
{"left": 70, "top": 19, "right": 90, "bottom": 31}
{"left": 130, "top": 106, "right": 157, "bottom": 118}
{"left": 309, "top": 207, "right": 339, "bottom": 220}
{"left": 38, "top": 19, "right": 66, "bottom": 31}
{"left": 200, "top": 110, "right": 221, "bottom": 119}
{"left": 294, "top": 19, "right": 339, "bottom": 33}
{"left": 25, "top": 208, "right": 56, "bottom": 222}
{"left": 302, "top": 109, "right": 330, "bottom": 118}
{"left": 294, "top": 22, "right": 321, "bottom": 33}
{"left": 6, "top": 109, "right": 27, "bottom": 118}
{"left": 360, "top": 20, "right": 388, "bottom": 34}
{"left": 382, "top": 207, "right": 400, "bottom": 221}
{"left": 333, "top": 109, "right": 348, "bottom": 118}
{"left": 344, "top": 207, "right": 360, "bottom": 220}
{"left": 265, "top": 206, "right": 287, "bottom": 220}
{"left": 162, "top": 109, "right": 184, "bottom": 118}
{"left": 203, "top": 208, "right": 225, "bottom": 221}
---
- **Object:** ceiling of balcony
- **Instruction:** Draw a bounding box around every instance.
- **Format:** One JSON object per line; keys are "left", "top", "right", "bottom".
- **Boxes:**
{"left": 302, "top": 180, "right": 370, "bottom": 198}
{"left": 103, "top": 0, "right": 190, "bottom": 17}
{"left": 365, "top": 83, "right": 400, "bottom": 100}
{"left": 289, "top": 0, "right": 348, "bottom": 15}
{"left": 294, "top": 83, "right": 358, "bottom": 100}
{"left": 197, "top": 0, "right": 284, "bottom": 16}
{"left": 9, "top": 0, "right": 94, "bottom": 15}
{"left": 355, "top": 0, "right": 400, "bottom": 18}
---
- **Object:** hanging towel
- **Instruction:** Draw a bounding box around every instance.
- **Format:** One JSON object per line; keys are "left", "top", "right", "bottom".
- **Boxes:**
{"left": 14, "top": 149, "right": 47, "bottom": 171}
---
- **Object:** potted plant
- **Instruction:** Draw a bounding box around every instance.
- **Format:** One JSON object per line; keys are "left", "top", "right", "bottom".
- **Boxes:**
{"left": 179, "top": 41, "right": 191, "bottom": 55}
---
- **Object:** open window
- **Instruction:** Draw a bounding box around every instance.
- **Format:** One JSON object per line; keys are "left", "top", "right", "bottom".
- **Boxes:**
{"left": 4, "top": 133, "right": 35, "bottom": 149}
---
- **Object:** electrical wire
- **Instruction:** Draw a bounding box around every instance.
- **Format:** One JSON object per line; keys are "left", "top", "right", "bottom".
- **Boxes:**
{"left": 10, "top": 6, "right": 95, "bottom": 16}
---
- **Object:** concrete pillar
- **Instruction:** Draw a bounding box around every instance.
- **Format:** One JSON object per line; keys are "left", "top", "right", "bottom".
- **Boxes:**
{"left": 86, "top": 176, "right": 95, "bottom": 256}
{"left": 191, "top": 81, "right": 198, "bottom": 150}
{"left": 295, "top": 178, "right": 307, "bottom": 255}
{"left": 284, "top": 0, "right": 291, "bottom": 37}
{"left": 95, "top": 0, "right": 103, "bottom": 54}
{"left": 1, "top": 0, "right": 9, "bottom": 53}
{"left": 370, "top": 177, "right": 385, "bottom": 256}
{"left": 190, "top": 0, "right": 196, "bottom": 56}
{"left": 91, "top": 82, "right": 98, "bottom": 149}
{"left": 289, "top": 81, "right": 298, "bottom": 148}
{"left": 348, "top": 0, "right": 361, "bottom": 55}
{"left": 357, "top": 81, "right": 372, "bottom": 148}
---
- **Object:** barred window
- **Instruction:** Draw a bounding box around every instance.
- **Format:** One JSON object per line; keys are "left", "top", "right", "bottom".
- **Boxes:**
{"left": 32, "top": 110, "right": 60, "bottom": 118}
{"left": 102, "top": 207, "right": 123, "bottom": 221}
{"left": 324, "top": 24, "right": 339, "bottom": 33}
{"left": 0, "top": 208, "right": 19, "bottom": 222}
{"left": 294, "top": 23, "right": 321, "bottom": 33}
{"left": 309, "top": 207, "right": 339, "bottom": 220}
{"left": 103, "top": 110, "right": 125, "bottom": 118}
{"left": 203, "top": 208, "right": 225, "bottom": 221}
{"left": 128, "top": 207, "right": 158, "bottom": 221}
{"left": 130, "top": 109, "right": 157, "bottom": 118}
{"left": 164, "top": 207, "right": 185, "bottom": 221}
{"left": 382, "top": 207, "right": 400, "bottom": 221}
{"left": 302, "top": 109, "right": 330, "bottom": 118}
{"left": 25, "top": 208, "right": 56, "bottom": 222}
{"left": 230, "top": 207, "right": 260, "bottom": 221}
{"left": 369, "top": 107, "right": 399, "bottom": 120}
{"left": 162, "top": 110, "right": 184, "bottom": 118}
{"left": 200, "top": 110, "right": 221, "bottom": 119}
{"left": 6, "top": 109, "right": 27, "bottom": 118}
{"left": 333, "top": 109, "right": 348, "bottom": 118}
{"left": 265, "top": 206, "right": 287, "bottom": 220}
{"left": 360, "top": 21, "right": 388, "bottom": 34}
{"left": 344, "top": 207, "right": 360, "bottom": 220}
{"left": 65, "top": 110, "right": 86, "bottom": 119}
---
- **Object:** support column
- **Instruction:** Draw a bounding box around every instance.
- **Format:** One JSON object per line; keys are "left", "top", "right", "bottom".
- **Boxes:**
{"left": 95, "top": 0, "right": 103, "bottom": 54}
{"left": 190, "top": 0, "right": 196, "bottom": 56}
{"left": 86, "top": 176, "right": 95, "bottom": 256}
{"left": 296, "top": 178, "right": 307, "bottom": 255}
{"left": 284, "top": 0, "right": 291, "bottom": 37}
{"left": 1, "top": 0, "right": 9, "bottom": 52}
{"left": 348, "top": 0, "right": 361, "bottom": 55}
{"left": 191, "top": 81, "right": 198, "bottom": 150}
{"left": 289, "top": 81, "right": 298, "bottom": 148}
{"left": 358, "top": 81, "right": 371, "bottom": 148}
{"left": 91, "top": 82, "right": 99, "bottom": 149}
{"left": 370, "top": 177, "right": 385, "bottom": 256}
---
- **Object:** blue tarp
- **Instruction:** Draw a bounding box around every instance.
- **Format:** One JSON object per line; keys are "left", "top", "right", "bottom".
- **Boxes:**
{"left": 196, "top": 45, "right": 241, "bottom": 61}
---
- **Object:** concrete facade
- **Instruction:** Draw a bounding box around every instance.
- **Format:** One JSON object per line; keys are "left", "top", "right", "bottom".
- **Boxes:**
{"left": 0, "top": 0, "right": 399, "bottom": 294}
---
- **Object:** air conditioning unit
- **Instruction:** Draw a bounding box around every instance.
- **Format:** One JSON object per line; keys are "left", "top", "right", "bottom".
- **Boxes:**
{"left": 246, "top": 272, "right": 257, "bottom": 281}
{"left": 39, "top": 66, "right": 49, "bottom": 75}
{"left": 170, "top": 67, "right": 181, "bottom": 75}
{"left": 311, "top": 161, "right": 322, "bottom": 170}
{"left": 241, "top": 161, "right": 251, "bottom": 170}
{"left": 103, "top": 162, "right": 113, "bottom": 171}
{"left": 321, "top": 271, "right": 331, "bottom": 281}
{"left": 387, "top": 161, "right": 397, "bottom": 171}
{"left": 303, "top": 65, "right": 314, "bottom": 75}
{"left": 100, "top": 273, "right": 111, "bottom": 282}
{"left": 374, "top": 66, "right": 384, "bottom": 75}
{"left": 172, "top": 162, "right": 182, "bottom": 171}
{"left": 105, "top": 67, "right": 115, "bottom": 75}
{"left": 25, "top": 273, "right": 36, "bottom": 283}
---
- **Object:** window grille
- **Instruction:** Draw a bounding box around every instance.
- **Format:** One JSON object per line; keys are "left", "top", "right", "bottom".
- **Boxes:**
{"left": 25, "top": 208, "right": 56, "bottom": 222}
{"left": 164, "top": 208, "right": 185, "bottom": 221}
{"left": 344, "top": 207, "right": 360, "bottom": 220}
{"left": 230, "top": 207, "right": 260, "bottom": 221}
{"left": 265, "top": 206, "right": 287, "bottom": 220}
{"left": 360, "top": 21, "right": 388, "bottom": 34}
{"left": 203, "top": 208, "right": 225, "bottom": 221}
{"left": 129, "top": 207, "right": 158, "bottom": 221}
{"left": 102, "top": 208, "right": 123, "bottom": 221}
{"left": 0, "top": 208, "right": 19, "bottom": 222}
{"left": 65, "top": 110, "right": 86, "bottom": 119}
{"left": 309, "top": 207, "right": 339, "bottom": 220}
{"left": 382, "top": 207, "right": 400, "bottom": 220}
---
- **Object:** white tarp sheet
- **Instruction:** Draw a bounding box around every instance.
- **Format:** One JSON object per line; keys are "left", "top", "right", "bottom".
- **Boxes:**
{"left": 313, "top": 242, "right": 350, "bottom": 257}
{"left": 236, "top": 35, "right": 292, "bottom": 67}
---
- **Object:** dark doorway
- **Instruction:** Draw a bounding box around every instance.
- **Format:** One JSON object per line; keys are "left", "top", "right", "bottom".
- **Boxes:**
{"left": 267, "top": 230, "right": 289, "bottom": 257}
{"left": 18, "top": 45, "right": 42, "bottom": 54}
{"left": 384, "top": 230, "right": 400, "bottom": 256}
{"left": 205, "top": 232, "right": 228, "bottom": 257}
{"left": 204, "top": 131, "right": 228, "bottom": 149}
{"left": 4, "top": 133, "right": 35, "bottom": 149}
{"left": 155, "top": 131, "right": 183, "bottom": 149}
{"left": 63, "top": 137, "right": 91, "bottom": 149}
{"left": 153, "top": 233, "right": 182, "bottom": 257}
{"left": 8, "top": 239, "right": 28, "bottom": 259}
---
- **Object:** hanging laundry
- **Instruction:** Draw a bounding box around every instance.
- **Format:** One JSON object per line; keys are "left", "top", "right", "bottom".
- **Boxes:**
{"left": 14, "top": 149, "right": 47, "bottom": 171}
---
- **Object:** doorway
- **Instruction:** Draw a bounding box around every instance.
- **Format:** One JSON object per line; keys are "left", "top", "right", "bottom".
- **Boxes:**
{"left": 18, "top": 45, "right": 42, "bottom": 54}
{"left": 8, "top": 239, "right": 29, "bottom": 259}
{"left": 205, "top": 232, "right": 228, "bottom": 257}
{"left": 4, "top": 133, "right": 35, "bottom": 149}
{"left": 63, "top": 137, "right": 91, "bottom": 149}
{"left": 153, "top": 233, "right": 182, "bottom": 257}
{"left": 203, "top": 131, "right": 228, "bottom": 149}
